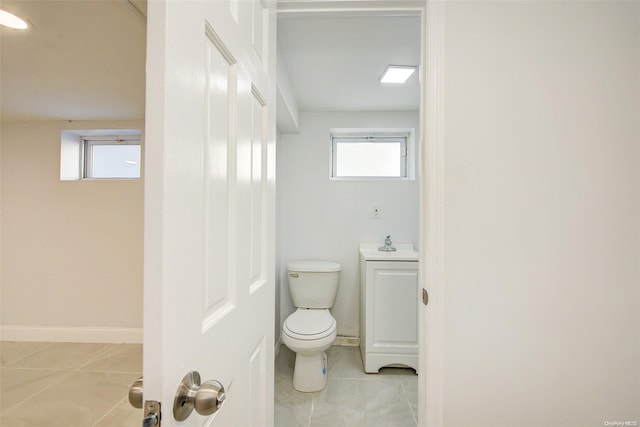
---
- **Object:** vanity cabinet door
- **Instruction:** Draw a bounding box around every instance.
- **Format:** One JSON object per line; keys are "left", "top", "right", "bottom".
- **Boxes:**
{"left": 361, "top": 260, "right": 419, "bottom": 373}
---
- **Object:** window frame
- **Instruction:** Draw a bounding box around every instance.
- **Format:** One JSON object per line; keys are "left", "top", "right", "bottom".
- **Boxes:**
{"left": 82, "top": 136, "right": 142, "bottom": 180}
{"left": 329, "top": 128, "right": 415, "bottom": 181}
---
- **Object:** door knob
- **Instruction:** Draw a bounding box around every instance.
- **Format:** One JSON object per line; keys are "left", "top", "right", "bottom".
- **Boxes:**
{"left": 173, "top": 371, "right": 226, "bottom": 421}
{"left": 128, "top": 377, "right": 144, "bottom": 409}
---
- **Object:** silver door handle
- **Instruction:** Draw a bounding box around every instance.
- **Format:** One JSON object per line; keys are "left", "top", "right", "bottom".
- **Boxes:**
{"left": 173, "top": 371, "right": 226, "bottom": 421}
{"left": 128, "top": 377, "right": 144, "bottom": 409}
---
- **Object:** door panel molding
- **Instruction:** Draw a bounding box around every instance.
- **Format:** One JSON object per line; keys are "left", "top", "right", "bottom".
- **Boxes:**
{"left": 203, "top": 31, "right": 237, "bottom": 325}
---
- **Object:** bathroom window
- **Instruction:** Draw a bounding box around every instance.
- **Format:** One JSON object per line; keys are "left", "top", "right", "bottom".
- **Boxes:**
{"left": 330, "top": 129, "right": 414, "bottom": 180}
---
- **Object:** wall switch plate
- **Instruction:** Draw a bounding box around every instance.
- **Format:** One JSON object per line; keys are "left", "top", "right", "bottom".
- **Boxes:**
{"left": 371, "top": 203, "right": 382, "bottom": 219}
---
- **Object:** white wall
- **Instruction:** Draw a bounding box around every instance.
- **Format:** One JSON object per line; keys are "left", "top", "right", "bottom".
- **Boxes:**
{"left": 1, "top": 120, "right": 144, "bottom": 342}
{"left": 278, "top": 111, "right": 419, "bottom": 339}
{"left": 442, "top": 2, "right": 640, "bottom": 425}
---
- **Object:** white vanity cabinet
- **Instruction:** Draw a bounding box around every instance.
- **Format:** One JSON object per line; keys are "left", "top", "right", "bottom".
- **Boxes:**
{"left": 359, "top": 243, "right": 419, "bottom": 373}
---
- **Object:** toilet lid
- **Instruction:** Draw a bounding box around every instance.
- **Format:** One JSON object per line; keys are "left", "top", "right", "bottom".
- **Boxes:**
{"left": 284, "top": 310, "right": 335, "bottom": 337}
{"left": 287, "top": 260, "right": 341, "bottom": 272}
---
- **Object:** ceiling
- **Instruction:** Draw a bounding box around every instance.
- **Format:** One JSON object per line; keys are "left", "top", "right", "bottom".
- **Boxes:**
{"left": 277, "top": 14, "right": 420, "bottom": 112}
{"left": 0, "top": 0, "right": 146, "bottom": 122}
{"left": 0, "top": 1, "right": 419, "bottom": 123}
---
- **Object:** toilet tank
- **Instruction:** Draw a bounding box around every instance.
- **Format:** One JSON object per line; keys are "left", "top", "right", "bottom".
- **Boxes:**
{"left": 287, "top": 261, "right": 341, "bottom": 309}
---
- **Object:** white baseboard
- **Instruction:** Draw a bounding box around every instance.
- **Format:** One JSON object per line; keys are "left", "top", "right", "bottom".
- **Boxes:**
{"left": 0, "top": 325, "right": 143, "bottom": 343}
{"left": 275, "top": 333, "right": 358, "bottom": 352}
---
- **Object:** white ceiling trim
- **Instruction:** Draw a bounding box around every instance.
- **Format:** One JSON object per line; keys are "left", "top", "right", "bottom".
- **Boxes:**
{"left": 277, "top": 0, "right": 424, "bottom": 14}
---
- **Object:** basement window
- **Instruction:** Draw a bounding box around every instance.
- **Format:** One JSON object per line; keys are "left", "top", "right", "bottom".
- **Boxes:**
{"left": 60, "top": 129, "right": 142, "bottom": 180}
{"left": 330, "top": 129, "right": 415, "bottom": 180}
{"left": 83, "top": 137, "right": 141, "bottom": 179}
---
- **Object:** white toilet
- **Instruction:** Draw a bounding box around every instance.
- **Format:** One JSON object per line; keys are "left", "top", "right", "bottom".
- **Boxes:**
{"left": 282, "top": 260, "right": 341, "bottom": 392}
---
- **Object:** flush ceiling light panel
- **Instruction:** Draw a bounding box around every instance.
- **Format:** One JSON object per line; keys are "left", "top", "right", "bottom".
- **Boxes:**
{"left": 379, "top": 66, "right": 416, "bottom": 84}
{"left": 0, "top": 9, "right": 29, "bottom": 29}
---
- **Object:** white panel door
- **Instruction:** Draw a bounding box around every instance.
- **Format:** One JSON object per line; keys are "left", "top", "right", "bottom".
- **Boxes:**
{"left": 144, "top": 0, "right": 276, "bottom": 426}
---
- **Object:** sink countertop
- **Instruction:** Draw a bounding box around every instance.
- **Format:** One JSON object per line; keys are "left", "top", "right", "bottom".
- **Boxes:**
{"left": 359, "top": 243, "right": 419, "bottom": 261}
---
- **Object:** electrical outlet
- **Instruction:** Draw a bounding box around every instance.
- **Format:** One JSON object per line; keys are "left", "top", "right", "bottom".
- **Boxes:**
{"left": 371, "top": 203, "right": 382, "bottom": 219}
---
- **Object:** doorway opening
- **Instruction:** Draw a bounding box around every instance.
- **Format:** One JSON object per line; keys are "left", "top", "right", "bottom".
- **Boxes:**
{"left": 274, "top": 4, "right": 425, "bottom": 425}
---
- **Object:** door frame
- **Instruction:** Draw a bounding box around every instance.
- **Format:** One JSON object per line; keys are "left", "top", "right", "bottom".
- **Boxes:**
{"left": 420, "top": 2, "right": 445, "bottom": 427}
{"left": 276, "top": 2, "right": 445, "bottom": 427}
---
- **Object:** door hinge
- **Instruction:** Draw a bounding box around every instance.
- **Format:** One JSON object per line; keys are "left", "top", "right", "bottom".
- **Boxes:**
{"left": 143, "top": 400, "right": 161, "bottom": 427}
{"left": 422, "top": 288, "right": 429, "bottom": 306}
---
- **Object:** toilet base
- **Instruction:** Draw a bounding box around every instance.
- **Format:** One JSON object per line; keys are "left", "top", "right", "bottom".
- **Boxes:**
{"left": 293, "top": 351, "right": 328, "bottom": 392}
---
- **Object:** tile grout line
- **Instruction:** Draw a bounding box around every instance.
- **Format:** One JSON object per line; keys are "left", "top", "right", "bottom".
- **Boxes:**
{"left": 324, "top": 376, "right": 406, "bottom": 383}
{"left": 1, "top": 366, "right": 75, "bottom": 372}
{"left": 1, "top": 342, "right": 55, "bottom": 368}
{"left": 308, "top": 391, "right": 316, "bottom": 427}
{"left": 276, "top": 346, "right": 418, "bottom": 427}
{"left": 0, "top": 343, "right": 140, "bottom": 418}
{"left": 78, "top": 343, "right": 141, "bottom": 425}
{"left": 91, "top": 396, "right": 128, "bottom": 427}
{"left": 75, "top": 368, "right": 143, "bottom": 375}
{"left": 400, "top": 380, "right": 418, "bottom": 426}
{"left": 2, "top": 355, "right": 141, "bottom": 375}
{"left": 72, "top": 343, "right": 117, "bottom": 372}
{"left": 79, "top": 344, "right": 142, "bottom": 425}
{"left": 3, "top": 342, "right": 113, "bottom": 372}
{"left": 1, "top": 342, "right": 74, "bottom": 415}
{"left": 0, "top": 368, "right": 76, "bottom": 416}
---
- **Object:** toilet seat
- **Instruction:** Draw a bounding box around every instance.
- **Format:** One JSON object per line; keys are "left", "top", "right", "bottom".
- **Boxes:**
{"left": 283, "top": 309, "right": 336, "bottom": 341}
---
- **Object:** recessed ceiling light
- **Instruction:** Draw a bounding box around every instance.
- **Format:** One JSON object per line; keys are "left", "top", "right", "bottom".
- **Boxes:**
{"left": 379, "top": 66, "right": 416, "bottom": 84}
{"left": 0, "top": 9, "right": 29, "bottom": 30}
{"left": 124, "top": 160, "right": 139, "bottom": 165}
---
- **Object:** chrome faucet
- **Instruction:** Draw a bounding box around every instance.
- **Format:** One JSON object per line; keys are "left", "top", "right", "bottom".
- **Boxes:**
{"left": 378, "top": 235, "right": 397, "bottom": 252}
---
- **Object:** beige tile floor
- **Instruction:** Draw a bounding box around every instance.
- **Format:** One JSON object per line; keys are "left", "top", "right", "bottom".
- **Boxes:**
{"left": 1, "top": 342, "right": 418, "bottom": 427}
{"left": 0, "top": 341, "right": 141, "bottom": 427}
{"left": 275, "top": 345, "right": 418, "bottom": 427}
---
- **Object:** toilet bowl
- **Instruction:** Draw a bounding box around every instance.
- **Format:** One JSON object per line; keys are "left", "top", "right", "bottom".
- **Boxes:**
{"left": 282, "top": 261, "right": 341, "bottom": 392}
{"left": 282, "top": 308, "right": 337, "bottom": 392}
